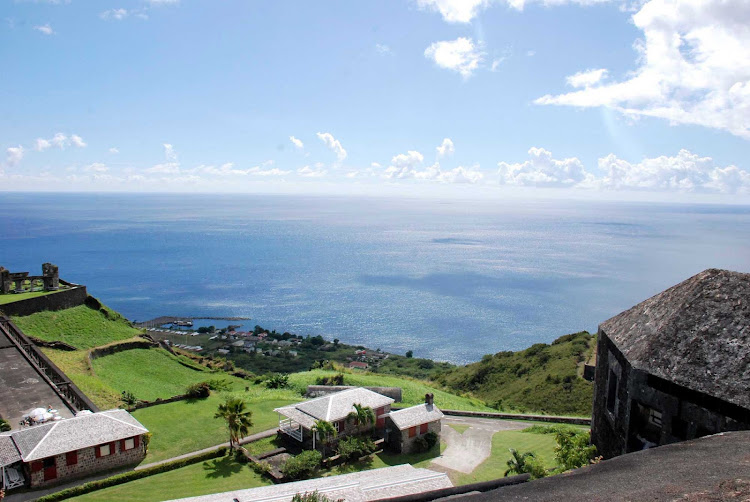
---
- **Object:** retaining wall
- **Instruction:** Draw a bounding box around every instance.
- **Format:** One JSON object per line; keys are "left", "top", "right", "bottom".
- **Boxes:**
{"left": 0, "top": 286, "right": 88, "bottom": 317}
{"left": 440, "top": 409, "right": 591, "bottom": 426}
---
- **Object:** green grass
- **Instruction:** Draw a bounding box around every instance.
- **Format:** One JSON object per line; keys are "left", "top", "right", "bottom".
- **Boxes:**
{"left": 133, "top": 387, "right": 299, "bottom": 463}
{"left": 452, "top": 430, "right": 558, "bottom": 485}
{"left": 69, "top": 456, "right": 271, "bottom": 502}
{"left": 447, "top": 424, "right": 470, "bottom": 434}
{"left": 92, "top": 348, "right": 234, "bottom": 401}
{"left": 327, "top": 441, "right": 447, "bottom": 477}
{"left": 0, "top": 289, "right": 62, "bottom": 305}
{"left": 11, "top": 303, "right": 142, "bottom": 349}
{"left": 434, "top": 331, "right": 595, "bottom": 416}
{"left": 288, "top": 370, "right": 494, "bottom": 412}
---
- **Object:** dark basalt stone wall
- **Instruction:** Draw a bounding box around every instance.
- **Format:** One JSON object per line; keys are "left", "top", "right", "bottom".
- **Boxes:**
{"left": 0, "top": 286, "right": 88, "bottom": 317}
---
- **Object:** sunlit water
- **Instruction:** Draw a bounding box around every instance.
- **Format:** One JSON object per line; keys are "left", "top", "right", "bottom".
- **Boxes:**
{"left": 2, "top": 193, "right": 749, "bottom": 364}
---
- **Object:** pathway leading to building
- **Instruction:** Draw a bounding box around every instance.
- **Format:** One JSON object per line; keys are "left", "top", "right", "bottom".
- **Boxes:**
{"left": 429, "top": 416, "right": 530, "bottom": 474}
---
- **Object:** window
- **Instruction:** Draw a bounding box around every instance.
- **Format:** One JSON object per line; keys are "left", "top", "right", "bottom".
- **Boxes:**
{"left": 408, "top": 426, "right": 417, "bottom": 438}
{"left": 66, "top": 451, "right": 78, "bottom": 466}
{"left": 420, "top": 423, "right": 428, "bottom": 434}
{"left": 97, "top": 444, "right": 112, "bottom": 457}
{"left": 123, "top": 438, "right": 135, "bottom": 451}
{"left": 606, "top": 369, "right": 618, "bottom": 414}
{"left": 334, "top": 421, "right": 340, "bottom": 432}
{"left": 648, "top": 409, "right": 662, "bottom": 427}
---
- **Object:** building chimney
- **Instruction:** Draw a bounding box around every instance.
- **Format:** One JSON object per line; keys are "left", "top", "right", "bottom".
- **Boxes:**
{"left": 425, "top": 393, "right": 434, "bottom": 407}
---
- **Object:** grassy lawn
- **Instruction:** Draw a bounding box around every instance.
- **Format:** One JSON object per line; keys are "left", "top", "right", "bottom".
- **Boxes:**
{"left": 0, "top": 289, "right": 62, "bottom": 305}
{"left": 70, "top": 456, "right": 271, "bottom": 502}
{"left": 288, "top": 370, "right": 493, "bottom": 412}
{"left": 452, "top": 430, "right": 558, "bottom": 486}
{"left": 12, "top": 303, "right": 142, "bottom": 349}
{"left": 326, "top": 441, "right": 446, "bottom": 477}
{"left": 42, "top": 348, "right": 123, "bottom": 409}
{"left": 134, "top": 388, "right": 299, "bottom": 463}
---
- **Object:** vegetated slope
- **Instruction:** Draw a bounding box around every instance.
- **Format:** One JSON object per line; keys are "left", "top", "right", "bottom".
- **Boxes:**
{"left": 433, "top": 332, "right": 595, "bottom": 416}
{"left": 11, "top": 300, "right": 142, "bottom": 349}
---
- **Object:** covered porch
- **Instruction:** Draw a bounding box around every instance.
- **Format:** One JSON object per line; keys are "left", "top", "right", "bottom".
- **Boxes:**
{"left": 275, "top": 406, "right": 316, "bottom": 444}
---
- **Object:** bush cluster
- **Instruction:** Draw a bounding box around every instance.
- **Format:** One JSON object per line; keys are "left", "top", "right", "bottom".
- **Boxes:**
{"left": 185, "top": 382, "right": 211, "bottom": 398}
{"left": 336, "top": 437, "right": 376, "bottom": 460}
{"left": 282, "top": 450, "right": 322, "bottom": 480}
{"left": 265, "top": 373, "right": 290, "bottom": 389}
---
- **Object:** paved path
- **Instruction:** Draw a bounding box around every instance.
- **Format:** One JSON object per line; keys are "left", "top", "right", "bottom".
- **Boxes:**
{"left": 429, "top": 416, "right": 529, "bottom": 474}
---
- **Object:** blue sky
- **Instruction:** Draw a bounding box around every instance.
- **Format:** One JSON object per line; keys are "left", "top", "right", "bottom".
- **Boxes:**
{"left": 1, "top": 0, "right": 749, "bottom": 201}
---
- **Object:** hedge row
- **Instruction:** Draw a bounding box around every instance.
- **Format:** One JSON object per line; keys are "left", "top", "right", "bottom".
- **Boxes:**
{"left": 36, "top": 447, "right": 228, "bottom": 502}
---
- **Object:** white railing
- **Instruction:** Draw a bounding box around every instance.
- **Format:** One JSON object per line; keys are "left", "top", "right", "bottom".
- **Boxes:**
{"left": 279, "top": 418, "right": 303, "bottom": 442}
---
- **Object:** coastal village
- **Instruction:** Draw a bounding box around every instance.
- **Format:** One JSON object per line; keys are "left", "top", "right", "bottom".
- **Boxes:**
{"left": 0, "top": 263, "right": 749, "bottom": 501}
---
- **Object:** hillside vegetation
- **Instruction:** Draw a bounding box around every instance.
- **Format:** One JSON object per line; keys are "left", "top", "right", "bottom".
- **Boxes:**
{"left": 11, "top": 301, "right": 142, "bottom": 349}
{"left": 433, "top": 331, "right": 595, "bottom": 416}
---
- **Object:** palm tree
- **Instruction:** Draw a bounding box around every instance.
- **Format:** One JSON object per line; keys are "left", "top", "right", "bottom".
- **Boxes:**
{"left": 346, "top": 403, "right": 375, "bottom": 434}
{"left": 504, "top": 448, "right": 535, "bottom": 477}
{"left": 314, "top": 420, "right": 337, "bottom": 455}
{"left": 214, "top": 397, "right": 253, "bottom": 451}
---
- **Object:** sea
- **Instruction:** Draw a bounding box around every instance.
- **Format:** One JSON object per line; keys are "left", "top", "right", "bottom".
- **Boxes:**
{"left": 1, "top": 192, "right": 749, "bottom": 365}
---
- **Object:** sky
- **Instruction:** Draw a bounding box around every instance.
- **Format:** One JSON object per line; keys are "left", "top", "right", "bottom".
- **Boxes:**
{"left": 1, "top": 0, "right": 749, "bottom": 201}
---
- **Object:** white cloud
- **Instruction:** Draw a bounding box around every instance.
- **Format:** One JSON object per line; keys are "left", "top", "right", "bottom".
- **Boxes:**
{"left": 100, "top": 8, "right": 128, "bottom": 20}
{"left": 70, "top": 134, "right": 86, "bottom": 148}
{"left": 566, "top": 68, "right": 608, "bottom": 88}
{"left": 316, "top": 132, "right": 347, "bottom": 162}
{"left": 289, "top": 136, "right": 304, "bottom": 149}
{"left": 424, "top": 37, "right": 484, "bottom": 78}
{"left": 6, "top": 146, "right": 24, "bottom": 166}
{"left": 163, "top": 143, "right": 177, "bottom": 162}
{"left": 386, "top": 150, "right": 425, "bottom": 179}
{"left": 439, "top": 165, "right": 484, "bottom": 184}
{"left": 437, "top": 138, "right": 455, "bottom": 157}
{"left": 498, "top": 147, "right": 595, "bottom": 187}
{"left": 490, "top": 58, "right": 505, "bottom": 72}
{"left": 109, "top": 147, "right": 120, "bottom": 154}
{"left": 597, "top": 149, "right": 750, "bottom": 193}
{"left": 246, "top": 166, "right": 290, "bottom": 176}
{"left": 298, "top": 165, "right": 327, "bottom": 178}
{"left": 536, "top": 0, "right": 750, "bottom": 139}
{"left": 375, "top": 44, "right": 391, "bottom": 55}
{"left": 51, "top": 133, "right": 67, "bottom": 148}
{"left": 34, "top": 23, "right": 53, "bottom": 35}
{"left": 34, "top": 138, "right": 51, "bottom": 151}
{"left": 415, "top": 0, "right": 491, "bottom": 23}
{"left": 146, "top": 162, "right": 180, "bottom": 174}
{"left": 82, "top": 162, "right": 108, "bottom": 173}
{"left": 384, "top": 148, "right": 484, "bottom": 184}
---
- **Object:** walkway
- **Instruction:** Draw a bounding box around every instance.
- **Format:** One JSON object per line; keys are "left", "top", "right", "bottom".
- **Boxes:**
{"left": 430, "top": 416, "right": 530, "bottom": 474}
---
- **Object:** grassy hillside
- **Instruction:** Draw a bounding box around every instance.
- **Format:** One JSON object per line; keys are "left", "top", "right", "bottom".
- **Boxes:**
{"left": 12, "top": 301, "right": 142, "bottom": 349}
{"left": 433, "top": 332, "right": 595, "bottom": 416}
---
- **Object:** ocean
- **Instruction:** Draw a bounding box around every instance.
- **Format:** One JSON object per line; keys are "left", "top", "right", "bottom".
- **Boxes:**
{"left": 1, "top": 192, "right": 749, "bottom": 364}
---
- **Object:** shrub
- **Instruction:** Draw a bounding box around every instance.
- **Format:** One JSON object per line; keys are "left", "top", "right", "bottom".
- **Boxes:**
{"left": 142, "top": 432, "right": 153, "bottom": 453}
{"left": 265, "top": 373, "right": 290, "bottom": 389}
{"left": 0, "top": 419, "right": 11, "bottom": 432}
{"left": 120, "top": 390, "right": 138, "bottom": 407}
{"left": 554, "top": 429, "right": 597, "bottom": 472}
{"left": 524, "top": 456, "right": 548, "bottom": 479}
{"left": 522, "top": 424, "right": 580, "bottom": 435}
{"left": 282, "top": 450, "right": 322, "bottom": 480}
{"left": 292, "top": 491, "right": 344, "bottom": 502}
{"left": 185, "top": 382, "right": 211, "bottom": 398}
{"left": 204, "top": 378, "right": 232, "bottom": 392}
{"left": 424, "top": 431, "right": 438, "bottom": 449}
{"left": 413, "top": 436, "right": 429, "bottom": 453}
{"left": 252, "top": 460, "right": 272, "bottom": 475}
{"left": 337, "top": 437, "right": 376, "bottom": 461}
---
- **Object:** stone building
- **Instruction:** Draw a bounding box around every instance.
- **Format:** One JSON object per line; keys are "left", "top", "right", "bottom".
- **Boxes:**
{"left": 386, "top": 394, "right": 443, "bottom": 454}
{"left": 591, "top": 268, "right": 750, "bottom": 459}
{"left": 275, "top": 387, "right": 394, "bottom": 448}
{"left": 0, "top": 409, "right": 148, "bottom": 490}
{"left": 0, "top": 263, "right": 59, "bottom": 295}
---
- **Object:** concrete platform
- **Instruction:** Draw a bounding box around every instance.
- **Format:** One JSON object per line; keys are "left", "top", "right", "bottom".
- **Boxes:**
{"left": 0, "top": 332, "right": 74, "bottom": 429}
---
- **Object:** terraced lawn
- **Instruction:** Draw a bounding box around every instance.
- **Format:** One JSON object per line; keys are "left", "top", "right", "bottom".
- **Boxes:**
{"left": 12, "top": 303, "right": 142, "bottom": 349}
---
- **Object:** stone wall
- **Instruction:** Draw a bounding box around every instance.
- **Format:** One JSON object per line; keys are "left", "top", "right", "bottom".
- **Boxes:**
{"left": 306, "top": 386, "right": 402, "bottom": 402}
{"left": 27, "top": 435, "right": 146, "bottom": 488}
{"left": 396, "top": 419, "right": 441, "bottom": 454}
{"left": 0, "top": 286, "right": 88, "bottom": 317}
{"left": 89, "top": 340, "right": 157, "bottom": 361}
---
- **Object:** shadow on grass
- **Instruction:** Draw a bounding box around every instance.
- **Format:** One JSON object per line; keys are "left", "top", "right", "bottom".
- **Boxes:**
{"left": 330, "top": 456, "right": 375, "bottom": 475}
{"left": 202, "top": 456, "right": 245, "bottom": 479}
{"left": 377, "top": 444, "right": 441, "bottom": 467}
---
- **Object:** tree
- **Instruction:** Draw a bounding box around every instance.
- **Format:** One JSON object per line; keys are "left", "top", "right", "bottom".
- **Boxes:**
{"left": 214, "top": 397, "right": 253, "bottom": 451}
{"left": 333, "top": 338, "right": 340, "bottom": 346}
{"left": 314, "top": 419, "right": 337, "bottom": 455}
{"left": 504, "top": 448, "right": 536, "bottom": 477}
{"left": 405, "top": 350, "right": 413, "bottom": 358}
{"left": 346, "top": 403, "right": 375, "bottom": 433}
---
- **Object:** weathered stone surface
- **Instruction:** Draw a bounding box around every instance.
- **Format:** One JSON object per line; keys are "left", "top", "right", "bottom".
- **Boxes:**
{"left": 601, "top": 268, "right": 750, "bottom": 410}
